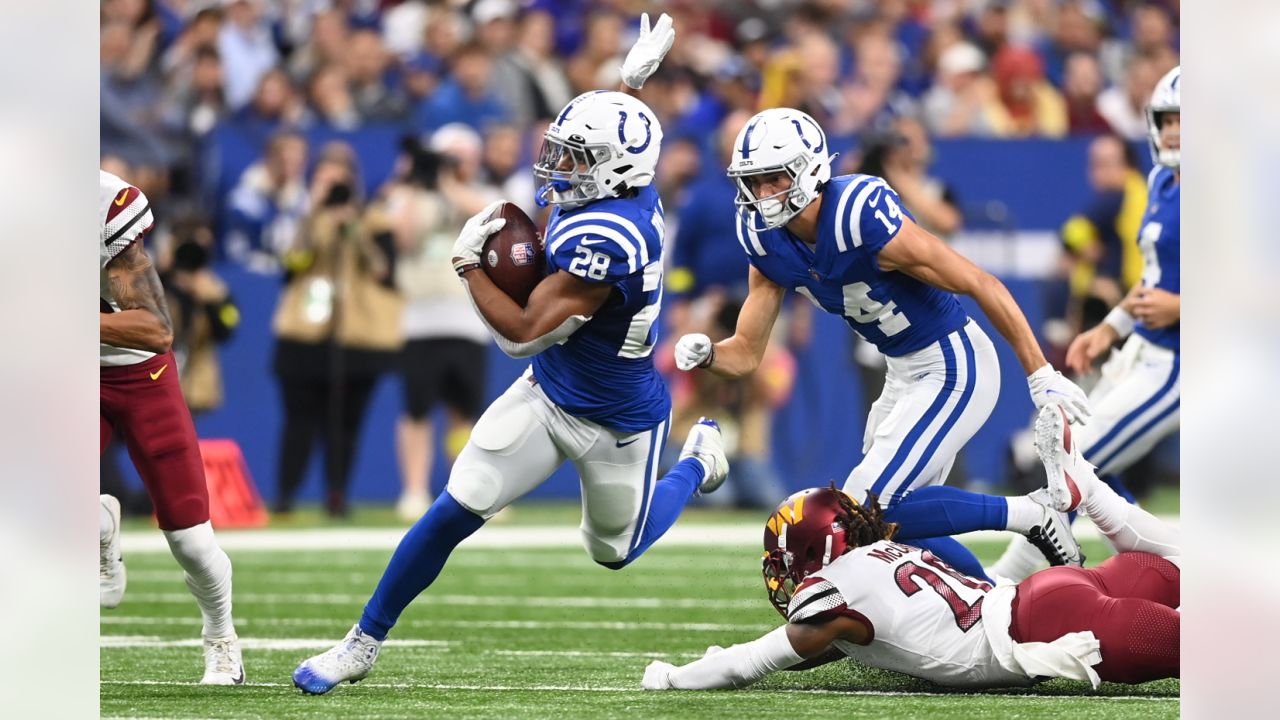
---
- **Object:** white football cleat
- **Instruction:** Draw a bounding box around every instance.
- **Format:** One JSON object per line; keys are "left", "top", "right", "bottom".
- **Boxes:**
{"left": 1034, "top": 403, "right": 1099, "bottom": 513}
{"left": 680, "top": 417, "right": 729, "bottom": 494}
{"left": 100, "top": 494, "right": 126, "bottom": 609}
{"left": 293, "top": 624, "right": 382, "bottom": 695}
{"left": 200, "top": 634, "right": 245, "bottom": 685}
{"left": 1025, "top": 489, "right": 1084, "bottom": 567}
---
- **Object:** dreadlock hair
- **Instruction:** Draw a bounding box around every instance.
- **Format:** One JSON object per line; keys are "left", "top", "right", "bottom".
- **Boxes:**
{"left": 830, "top": 481, "right": 898, "bottom": 550}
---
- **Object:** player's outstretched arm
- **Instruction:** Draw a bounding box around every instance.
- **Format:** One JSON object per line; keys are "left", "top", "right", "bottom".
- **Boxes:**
{"left": 878, "top": 217, "right": 1091, "bottom": 421}
{"left": 101, "top": 242, "right": 174, "bottom": 354}
{"left": 675, "top": 266, "right": 785, "bottom": 378}
{"left": 642, "top": 618, "right": 863, "bottom": 690}
{"left": 618, "top": 12, "right": 675, "bottom": 97}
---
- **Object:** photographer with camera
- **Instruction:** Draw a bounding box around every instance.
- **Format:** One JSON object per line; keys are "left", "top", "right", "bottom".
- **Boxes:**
{"left": 270, "top": 142, "right": 403, "bottom": 517}
{"left": 383, "top": 126, "right": 501, "bottom": 520}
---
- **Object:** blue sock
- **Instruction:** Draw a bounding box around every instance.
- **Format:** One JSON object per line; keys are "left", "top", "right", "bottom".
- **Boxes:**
{"left": 359, "top": 491, "right": 485, "bottom": 640}
{"left": 599, "top": 457, "right": 704, "bottom": 570}
{"left": 908, "top": 536, "right": 994, "bottom": 585}
{"left": 1101, "top": 474, "right": 1138, "bottom": 504}
{"left": 883, "top": 486, "right": 1008, "bottom": 540}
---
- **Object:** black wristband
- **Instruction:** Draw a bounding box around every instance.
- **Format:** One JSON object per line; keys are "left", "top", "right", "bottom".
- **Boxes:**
{"left": 455, "top": 262, "right": 481, "bottom": 277}
{"left": 697, "top": 344, "right": 715, "bottom": 369}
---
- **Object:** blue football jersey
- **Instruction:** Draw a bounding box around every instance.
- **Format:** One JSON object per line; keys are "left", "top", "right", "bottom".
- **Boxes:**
{"left": 738, "top": 174, "right": 968, "bottom": 356}
{"left": 1133, "top": 166, "right": 1180, "bottom": 351}
{"left": 531, "top": 185, "right": 670, "bottom": 433}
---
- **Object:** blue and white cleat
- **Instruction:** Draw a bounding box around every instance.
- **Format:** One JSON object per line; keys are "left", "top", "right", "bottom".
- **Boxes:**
{"left": 680, "top": 417, "right": 729, "bottom": 494}
{"left": 293, "top": 624, "right": 382, "bottom": 695}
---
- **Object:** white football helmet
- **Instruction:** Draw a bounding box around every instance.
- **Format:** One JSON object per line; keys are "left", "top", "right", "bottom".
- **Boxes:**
{"left": 1146, "top": 65, "right": 1180, "bottom": 169}
{"left": 727, "top": 108, "right": 837, "bottom": 229}
{"left": 534, "top": 90, "right": 663, "bottom": 209}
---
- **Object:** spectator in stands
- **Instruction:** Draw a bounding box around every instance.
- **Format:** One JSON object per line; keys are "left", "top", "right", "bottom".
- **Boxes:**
{"left": 1058, "top": 134, "right": 1147, "bottom": 336}
{"left": 101, "top": 19, "right": 171, "bottom": 180}
{"left": 511, "top": 7, "right": 575, "bottom": 122}
{"left": 161, "top": 4, "right": 224, "bottom": 88}
{"left": 1096, "top": 54, "right": 1162, "bottom": 140}
{"left": 346, "top": 28, "right": 407, "bottom": 122}
{"left": 381, "top": 133, "right": 494, "bottom": 521}
{"left": 162, "top": 216, "right": 240, "bottom": 415}
{"left": 164, "top": 47, "right": 228, "bottom": 140}
{"left": 1062, "top": 51, "right": 1113, "bottom": 135}
{"left": 416, "top": 42, "right": 509, "bottom": 133}
{"left": 482, "top": 123, "right": 538, "bottom": 216}
{"left": 921, "top": 42, "right": 1007, "bottom": 137}
{"left": 307, "top": 63, "right": 362, "bottom": 130}
{"left": 865, "top": 116, "right": 963, "bottom": 240}
{"left": 422, "top": 4, "right": 468, "bottom": 62}
{"left": 1130, "top": 2, "right": 1178, "bottom": 58}
{"left": 230, "top": 67, "right": 303, "bottom": 149}
{"left": 970, "top": 0, "right": 1010, "bottom": 58}
{"left": 225, "top": 130, "right": 309, "bottom": 272}
{"left": 473, "top": 0, "right": 535, "bottom": 128}
{"left": 1039, "top": 0, "right": 1105, "bottom": 88}
{"left": 844, "top": 30, "right": 917, "bottom": 136}
{"left": 287, "top": 9, "right": 349, "bottom": 84}
{"left": 271, "top": 143, "right": 402, "bottom": 518}
{"left": 218, "top": 0, "right": 279, "bottom": 111}
{"left": 565, "top": 11, "right": 623, "bottom": 94}
{"left": 991, "top": 44, "right": 1067, "bottom": 138}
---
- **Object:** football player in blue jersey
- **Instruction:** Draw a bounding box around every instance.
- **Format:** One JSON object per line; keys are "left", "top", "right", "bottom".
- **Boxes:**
{"left": 293, "top": 14, "right": 731, "bottom": 695}
{"left": 673, "top": 106, "right": 1092, "bottom": 580}
{"left": 991, "top": 66, "right": 1181, "bottom": 582}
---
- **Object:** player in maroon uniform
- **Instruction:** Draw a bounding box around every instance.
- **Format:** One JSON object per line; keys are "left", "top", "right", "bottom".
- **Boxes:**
{"left": 642, "top": 404, "right": 1178, "bottom": 690}
{"left": 99, "top": 170, "right": 244, "bottom": 685}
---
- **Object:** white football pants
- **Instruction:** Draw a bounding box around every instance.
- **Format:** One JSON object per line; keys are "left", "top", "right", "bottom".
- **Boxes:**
{"left": 1075, "top": 334, "right": 1180, "bottom": 476}
{"left": 845, "top": 320, "right": 1000, "bottom": 506}
{"left": 446, "top": 367, "right": 669, "bottom": 563}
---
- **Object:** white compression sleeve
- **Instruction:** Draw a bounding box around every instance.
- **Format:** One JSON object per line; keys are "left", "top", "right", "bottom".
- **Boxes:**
{"left": 666, "top": 626, "right": 804, "bottom": 689}
{"left": 462, "top": 278, "right": 590, "bottom": 358}
{"left": 1082, "top": 478, "right": 1181, "bottom": 561}
{"left": 164, "top": 522, "right": 236, "bottom": 638}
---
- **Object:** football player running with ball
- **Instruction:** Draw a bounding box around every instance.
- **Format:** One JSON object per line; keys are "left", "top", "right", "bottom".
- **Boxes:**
{"left": 992, "top": 67, "right": 1182, "bottom": 582}
{"left": 642, "top": 404, "right": 1179, "bottom": 691}
{"left": 294, "top": 14, "right": 729, "bottom": 694}
{"left": 674, "top": 108, "right": 1091, "bottom": 580}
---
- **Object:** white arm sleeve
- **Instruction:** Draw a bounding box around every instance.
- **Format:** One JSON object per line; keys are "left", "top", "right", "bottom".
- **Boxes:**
{"left": 462, "top": 277, "right": 590, "bottom": 359}
{"left": 663, "top": 626, "right": 804, "bottom": 690}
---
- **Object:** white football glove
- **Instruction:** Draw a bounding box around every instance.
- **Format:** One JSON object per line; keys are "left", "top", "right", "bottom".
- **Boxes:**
{"left": 674, "top": 333, "right": 714, "bottom": 371}
{"left": 451, "top": 200, "right": 506, "bottom": 276}
{"left": 620, "top": 13, "right": 675, "bottom": 90}
{"left": 1027, "top": 364, "right": 1093, "bottom": 424}
{"left": 641, "top": 660, "right": 676, "bottom": 690}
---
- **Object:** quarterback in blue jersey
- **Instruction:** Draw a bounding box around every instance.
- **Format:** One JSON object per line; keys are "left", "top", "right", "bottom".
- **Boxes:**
{"left": 293, "top": 14, "right": 730, "bottom": 695}
{"left": 991, "top": 67, "right": 1182, "bottom": 582}
{"left": 673, "top": 107, "right": 1091, "bottom": 578}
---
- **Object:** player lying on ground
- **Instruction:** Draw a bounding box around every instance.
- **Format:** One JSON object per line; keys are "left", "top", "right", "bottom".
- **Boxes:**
{"left": 673, "top": 106, "right": 1091, "bottom": 580}
{"left": 99, "top": 170, "right": 243, "bottom": 684}
{"left": 293, "top": 14, "right": 731, "bottom": 695}
{"left": 992, "top": 65, "right": 1181, "bottom": 581}
{"left": 642, "top": 404, "right": 1179, "bottom": 690}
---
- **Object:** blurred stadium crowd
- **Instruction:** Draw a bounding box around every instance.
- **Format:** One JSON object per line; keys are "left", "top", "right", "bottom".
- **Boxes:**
{"left": 100, "top": 0, "right": 1179, "bottom": 518}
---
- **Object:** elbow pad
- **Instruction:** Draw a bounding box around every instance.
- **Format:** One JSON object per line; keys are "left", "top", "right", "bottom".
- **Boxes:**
{"left": 463, "top": 279, "right": 590, "bottom": 358}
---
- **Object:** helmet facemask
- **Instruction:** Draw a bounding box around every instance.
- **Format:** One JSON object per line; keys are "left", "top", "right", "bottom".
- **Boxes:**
{"left": 730, "top": 152, "right": 819, "bottom": 230}
{"left": 533, "top": 134, "right": 613, "bottom": 209}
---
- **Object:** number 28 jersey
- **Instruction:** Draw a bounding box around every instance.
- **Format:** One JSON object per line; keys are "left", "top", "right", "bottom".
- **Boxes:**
{"left": 738, "top": 174, "right": 968, "bottom": 357}
{"left": 531, "top": 185, "right": 670, "bottom": 433}
{"left": 787, "top": 540, "right": 1031, "bottom": 688}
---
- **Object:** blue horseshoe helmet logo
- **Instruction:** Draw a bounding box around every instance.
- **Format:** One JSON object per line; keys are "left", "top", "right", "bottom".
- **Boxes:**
{"left": 790, "top": 116, "right": 825, "bottom": 154}
{"left": 617, "top": 111, "right": 653, "bottom": 155}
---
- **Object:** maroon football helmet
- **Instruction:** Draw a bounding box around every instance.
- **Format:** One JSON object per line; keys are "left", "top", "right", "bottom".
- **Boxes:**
{"left": 761, "top": 487, "right": 855, "bottom": 617}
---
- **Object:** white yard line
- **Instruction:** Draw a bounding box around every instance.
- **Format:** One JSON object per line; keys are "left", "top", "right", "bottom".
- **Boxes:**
{"left": 100, "top": 636, "right": 452, "bottom": 650}
{"left": 120, "top": 517, "right": 1177, "bottom": 554}
{"left": 100, "top": 615, "right": 777, "bottom": 633}
{"left": 118, "top": 592, "right": 759, "bottom": 610}
{"left": 98, "top": 678, "right": 1176, "bottom": 702}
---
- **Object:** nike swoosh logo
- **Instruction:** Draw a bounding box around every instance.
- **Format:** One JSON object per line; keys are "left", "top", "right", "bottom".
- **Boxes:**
{"left": 869, "top": 188, "right": 882, "bottom": 206}
{"left": 149, "top": 364, "right": 168, "bottom": 381}
{"left": 616, "top": 437, "right": 640, "bottom": 448}
{"left": 579, "top": 238, "right": 606, "bottom": 246}
{"left": 114, "top": 189, "right": 129, "bottom": 207}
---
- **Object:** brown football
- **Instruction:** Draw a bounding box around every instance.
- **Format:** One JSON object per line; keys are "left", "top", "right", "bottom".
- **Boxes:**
{"left": 481, "top": 201, "right": 546, "bottom": 306}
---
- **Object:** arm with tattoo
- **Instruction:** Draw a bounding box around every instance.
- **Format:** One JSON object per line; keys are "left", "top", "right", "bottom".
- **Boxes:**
{"left": 101, "top": 241, "right": 174, "bottom": 354}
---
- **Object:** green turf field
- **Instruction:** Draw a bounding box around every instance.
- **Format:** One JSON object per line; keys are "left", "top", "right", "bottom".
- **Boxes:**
{"left": 100, "top": 519, "right": 1179, "bottom": 719}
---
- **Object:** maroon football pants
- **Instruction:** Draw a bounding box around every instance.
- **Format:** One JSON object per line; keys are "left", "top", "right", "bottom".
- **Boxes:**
{"left": 1010, "top": 551, "right": 1179, "bottom": 684}
{"left": 100, "top": 351, "right": 210, "bottom": 531}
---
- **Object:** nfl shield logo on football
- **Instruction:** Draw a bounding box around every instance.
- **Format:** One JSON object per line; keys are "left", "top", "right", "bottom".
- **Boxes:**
{"left": 510, "top": 242, "right": 536, "bottom": 267}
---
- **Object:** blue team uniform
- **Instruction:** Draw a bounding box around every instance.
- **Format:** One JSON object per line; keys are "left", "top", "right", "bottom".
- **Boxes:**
{"left": 737, "top": 173, "right": 968, "bottom": 354}
{"left": 1133, "top": 166, "right": 1180, "bottom": 351}
{"left": 532, "top": 185, "right": 671, "bottom": 432}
